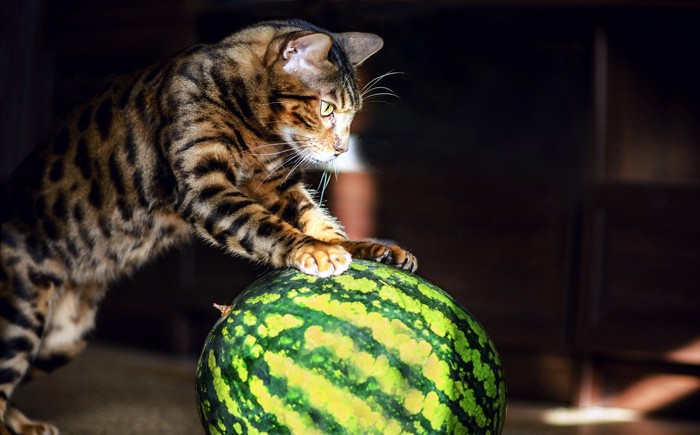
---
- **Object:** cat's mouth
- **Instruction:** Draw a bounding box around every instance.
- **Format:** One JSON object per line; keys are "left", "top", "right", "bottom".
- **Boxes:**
{"left": 285, "top": 132, "right": 339, "bottom": 164}
{"left": 304, "top": 148, "right": 337, "bottom": 164}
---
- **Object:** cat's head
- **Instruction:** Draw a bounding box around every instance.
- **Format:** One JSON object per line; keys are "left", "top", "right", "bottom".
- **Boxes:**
{"left": 260, "top": 22, "right": 383, "bottom": 163}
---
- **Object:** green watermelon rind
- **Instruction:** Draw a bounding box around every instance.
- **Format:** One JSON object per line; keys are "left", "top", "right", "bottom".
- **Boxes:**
{"left": 196, "top": 259, "right": 507, "bottom": 435}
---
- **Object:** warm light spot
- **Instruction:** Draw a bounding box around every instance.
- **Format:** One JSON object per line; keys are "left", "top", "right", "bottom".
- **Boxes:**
{"left": 613, "top": 374, "right": 700, "bottom": 411}
{"left": 543, "top": 406, "right": 640, "bottom": 426}
{"left": 665, "top": 338, "right": 700, "bottom": 364}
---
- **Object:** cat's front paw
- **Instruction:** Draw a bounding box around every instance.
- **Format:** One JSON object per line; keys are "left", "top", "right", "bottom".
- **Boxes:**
{"left": 289, "top": 242, "right": 352, "bottom": 278}
{"left": 342, "top": 241, "right": 418, "bottom": 272}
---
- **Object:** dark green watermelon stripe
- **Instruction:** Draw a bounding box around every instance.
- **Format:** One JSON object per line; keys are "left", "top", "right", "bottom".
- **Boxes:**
{"left": 293, "top": 267, "right": 494, "bottom": 372}
{"left": 386, "top": 297, "right": 504, "bottom": 431}
{"left": 206, "top": 315, "right": 307, "bottom": 435}
{"left": 230, "top": 298, "right": 452, "bottom": 432}
{"left": 217, "top": 311, "right": 330, "bottom": 433}
{"left": 244, "top": 355, "right": 404, "bottom": 435}
{"left": 282, "top": 328, "right": 435, "bottom": 433}
{"left": 200, "top": 348, "right": 261, "bottom": 434}
{"left": 237, "top": 299, "right": 436, "bottom": 431}
{"left": 291, "top": 309, "right": 434, "bottom": 391}
{"left": 287, "top": 293, "right": 483, "bottom": 431}
{"left": 286, "top": 277, "right": 501, "bottom": 402}
{"left": 246, "top": 372, "right": 332, "bottom": 434}
{"left": 372, "top": 279, "right": 490, "bottom": 351}
{"left": 353, "top": 261, "right": 490, "bottom": 349}
{"left": 211, "top": 306, "right": 407, "bottom": 433}
{"left": 371, "top": 281, "right": 504, "bottom": 402}
{"left": 381, "top": 266, "right": 505, "bottom": 385}
{"left": 266, "top": 374, "right": 344, "bottom": 433}
{"left": 261, "top": 348, "right": 408, "bottom": 433}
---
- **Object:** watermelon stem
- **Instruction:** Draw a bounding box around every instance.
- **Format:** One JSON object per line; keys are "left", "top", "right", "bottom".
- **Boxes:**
{"left": 213, "top": 303, "right": 233, "bottom": 317}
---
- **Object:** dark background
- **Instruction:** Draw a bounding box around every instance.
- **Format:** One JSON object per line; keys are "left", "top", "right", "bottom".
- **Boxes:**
{"left": 2, "top": 0, "right": 699, "bottom": 418}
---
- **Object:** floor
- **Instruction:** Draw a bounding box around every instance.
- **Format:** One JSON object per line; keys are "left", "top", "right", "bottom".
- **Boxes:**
{"left": 13, "top": 344, "right": 700, "bottom": 434}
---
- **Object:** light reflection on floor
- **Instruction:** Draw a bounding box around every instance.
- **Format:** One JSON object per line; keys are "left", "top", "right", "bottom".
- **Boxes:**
{"left": 503, "top": 400, "right": 700, "bottom": 435}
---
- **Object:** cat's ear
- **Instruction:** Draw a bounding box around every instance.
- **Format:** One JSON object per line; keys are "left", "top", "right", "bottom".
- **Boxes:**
{"left": 335, "top": 32, "right": 384, "bottom": 67}
{"left": 282, "top": 33, "right": 333, "bottom": 68}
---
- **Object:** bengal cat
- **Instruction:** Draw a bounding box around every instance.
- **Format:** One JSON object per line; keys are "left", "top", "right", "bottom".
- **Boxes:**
{"left": 0, "top": 20, "right": 416, "bottom": 434}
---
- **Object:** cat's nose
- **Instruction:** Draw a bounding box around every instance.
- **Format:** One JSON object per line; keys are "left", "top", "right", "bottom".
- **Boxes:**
{"left": 333, "top": 139, "right": 348, "bottom": 155}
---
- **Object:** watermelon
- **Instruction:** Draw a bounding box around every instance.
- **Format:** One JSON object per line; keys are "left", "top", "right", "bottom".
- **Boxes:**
{"left": 196, "top": 259, "right": 507, "bottom": 434}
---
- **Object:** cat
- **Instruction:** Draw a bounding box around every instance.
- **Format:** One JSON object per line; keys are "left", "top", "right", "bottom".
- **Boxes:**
{"left": 0, "top": 19, "right": 416, "bottom": 434}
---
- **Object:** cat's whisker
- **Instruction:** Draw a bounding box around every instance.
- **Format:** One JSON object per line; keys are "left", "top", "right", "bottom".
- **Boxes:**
{"left": 362, "top": 91, "right": 401, "bottom": 100}
{"left": 364, "top": 84, "right": 396, "bottom": 92}
{"left": 362, "top": 86, "right": 399, "bottom": 98}
{"left": 254, "top": 152, "right": 304, "bottom": 192}
{"left": 363, "top": 93, "right": 398, "bottom": 102}
{"left": 244, "top": 141, "right": 307, "bottom": 156}
{"left": 249, "top": 140, "right": 300, "bottom": 150}
{"left": 284, "top": 156, "right": 308, "bottom": 184}
{"left": 361, "top": 98, "right": 397, "bottom": 106}
{"left": 361, "top": 70, "right": 405, "bottom": 93}
{"left": 362, "top": 91, "right": 398, "bottom": 101}
{"left": 278, "top": 154, "right": 303, "bottom": 172}
{"left": 247, "top": 144, "right": 298, "bottom": 151}
{"left": 362, "top": 72, "right": 392, "bottom": 91}
{"left": 318, "top": 170, "right": 331, "bottom": 204}
{"left": 249, "top": 147, "right": 298, "bottom": 154}
{"left": 248, "top": 149, "right": 299, "bottom": 157}
{"left": 361, "top": 86, "right": 398, "bottom": 98}
{"left": 361, "top": 71, "right": 403, "bottom": 108}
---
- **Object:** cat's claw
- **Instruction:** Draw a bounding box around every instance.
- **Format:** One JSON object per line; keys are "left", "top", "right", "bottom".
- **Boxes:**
{"left": 341, "top": 241, "right": 418, "bottom": 273}
{"left": 375, "top": 246, "right": 394, "bottom": 263}
{"left": 390, "top": 247, "right": 418, "bottom": 273}
{"left": 290, "top": 243, "right": 352, "bottom": 277}
{"left": 399, "top": 251, "right": 418, "bottom": 272}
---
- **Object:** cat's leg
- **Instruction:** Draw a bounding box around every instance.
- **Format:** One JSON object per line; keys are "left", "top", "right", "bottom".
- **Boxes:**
{"left": 176, "top": 160, "right": 351, "bottom": 276}
{"left": 234, "top": 173, "right": 353, "bottom": 276}
{"left": 291, "top": 202, "right": 418, "bottom": 272}
{"left": 28, "top": 281, "right": 103, "bottom": 379}
{"left": 0, "top": 261, "right": 59, "bottom": 435}
{"left": 5, "top": 281, "right": 103, "bottom": 435}
{"left": 269, "top": 181, "right": 418, "bottom": 272}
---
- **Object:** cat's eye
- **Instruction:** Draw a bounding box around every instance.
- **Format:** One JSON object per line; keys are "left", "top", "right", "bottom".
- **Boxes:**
{"left": 320, "top": 100, "right": 335, "bottom": 117}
